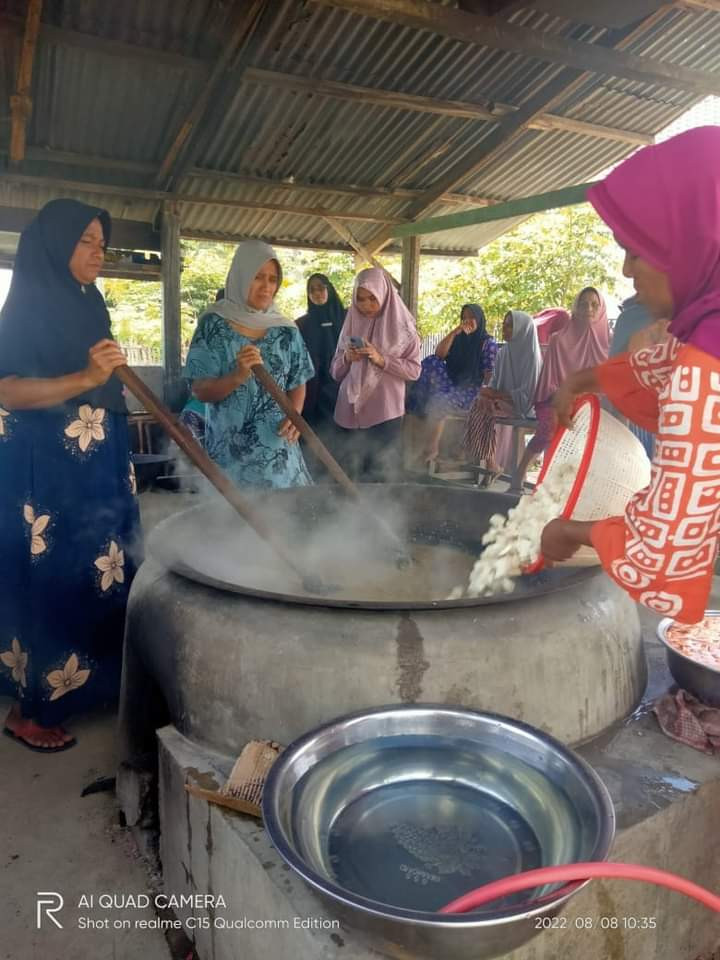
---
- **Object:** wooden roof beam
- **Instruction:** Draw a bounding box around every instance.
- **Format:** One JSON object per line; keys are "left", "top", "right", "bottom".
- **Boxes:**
{"left": 0, "top": 204, "right": 160, "bottom": 249}
{"left": 528, "top": 113, "right": 653, "bottom": 145}
{"left": 311, "top": 0, "right": 720, "bottom": 96}
{"left": 8, "top": 0, "right": 42, "bottom": 169}
{"left": 180, "top": 228, "right": 476, "bottom": 257}
{"left": 9, "top": 145, "right": 499, "bottom": 206}
{"left": 676, "top": 0, "right": 720, "bottom": 11}
{"left": 362, "top": 4, "right": 673, "bottom": 256}
{"left": 0, "top": 15, "right": 660, "bottom": 147}
{"left": 155, "top": 1, "right": 266, "bottom": 190}
{"left": 246, "top": 67, "right": 654, "bottom": 145}
{"left": 1, "top": 172, "right": 411, "bottom": 224}
{"left": 0, "top": 14, "right": 209, "bottom": 73}
{"left": 391, "top": 181, "right": 598, "bottom": 238}
{"left": 323, "top": 217, "right": 402, "bottom": 287}
{"left": 187, "top": 167, "right": 496, "bottom": 205}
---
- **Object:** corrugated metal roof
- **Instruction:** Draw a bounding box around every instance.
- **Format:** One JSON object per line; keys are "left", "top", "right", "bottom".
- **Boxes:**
{"left": 1, "top": 0, "right": 720, "bottom": 252}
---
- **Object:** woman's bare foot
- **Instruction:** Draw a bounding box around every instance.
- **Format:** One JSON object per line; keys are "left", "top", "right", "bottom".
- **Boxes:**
{"left": 4, "top": 704, "right": 74, "bottom": 750}
{"left": 424, "top": 419, "right": 446, "bottom": 463}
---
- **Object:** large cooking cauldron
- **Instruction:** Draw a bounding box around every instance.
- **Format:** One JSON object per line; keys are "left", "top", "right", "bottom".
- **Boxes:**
{"left": 120, "top": 484, "right": 645, "bottom": 757}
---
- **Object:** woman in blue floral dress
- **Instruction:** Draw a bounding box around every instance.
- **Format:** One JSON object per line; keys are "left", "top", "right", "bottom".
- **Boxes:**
{"left": 185, "top": 240, "right": 314, "bottom": 488}
{"left": 0, "top": 200, "right": 140, "bottom": 752}
{"left": 407, "top": 303, "right": 497, "bottom": 463}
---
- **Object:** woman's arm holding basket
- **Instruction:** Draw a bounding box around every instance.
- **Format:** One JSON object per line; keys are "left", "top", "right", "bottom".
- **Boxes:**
{"left": 554, "top": 344, "right": 718, "bottom": 624}
{"left": 553, "top": 352, "right": 660, "bottom": 434}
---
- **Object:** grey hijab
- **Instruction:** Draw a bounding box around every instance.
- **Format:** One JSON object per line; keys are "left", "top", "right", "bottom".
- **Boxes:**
{"left": 203, "top": 239, "right": 294, "bottom": 330}
{"left": 490, "top": 310, "right": 543, "bottom": 418}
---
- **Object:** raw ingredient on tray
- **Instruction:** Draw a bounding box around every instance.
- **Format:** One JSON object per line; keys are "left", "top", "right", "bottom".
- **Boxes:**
{"left": 666, "top": 616, "right": 720, "bottom": 671}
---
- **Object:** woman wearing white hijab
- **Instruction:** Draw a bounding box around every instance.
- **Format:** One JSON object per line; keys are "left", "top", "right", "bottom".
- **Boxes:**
{"left": 463, "top": 310, "right": 542, "bottom": 485}
{"left": 185, "top": 240, "right": 315, "bottom": 488}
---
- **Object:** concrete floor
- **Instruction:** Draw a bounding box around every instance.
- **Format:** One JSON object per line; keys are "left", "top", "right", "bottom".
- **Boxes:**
{"left": 0, "top": 703, "right": 172, "bottom": 960}
{"left": 0, "top": 491, "right": 192, "bottom": 960}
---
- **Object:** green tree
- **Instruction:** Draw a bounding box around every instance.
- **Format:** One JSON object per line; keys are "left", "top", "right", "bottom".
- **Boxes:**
{"left": 104, "top": 204, "right": 628, "bottom": 352}
{"left": 103, "top": 279, "right": 163, "bottom": 350}
{"left": 416, "top": 204, "right": 627, "bottom": 339}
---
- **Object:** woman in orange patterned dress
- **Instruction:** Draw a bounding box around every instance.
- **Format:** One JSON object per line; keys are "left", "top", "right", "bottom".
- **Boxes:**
{"left": 540, "top": 126, "right": 720, "bottom": 625}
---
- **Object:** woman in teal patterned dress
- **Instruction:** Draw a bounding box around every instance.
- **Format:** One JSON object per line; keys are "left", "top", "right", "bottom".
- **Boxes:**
{"left": 185, "top": 240, "right": 315, "bottom": 488}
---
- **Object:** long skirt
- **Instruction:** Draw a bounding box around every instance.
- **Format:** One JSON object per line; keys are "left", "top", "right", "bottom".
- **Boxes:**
{"left": 0, "top": 404, "right": 141, "bottom": 725}
{"left": 463, "top": 395, "right": 515, "bottom": 467}
{"left": 337, "top": 418, "right": 404, "bottom": 483}
{"left": 406, "top": 356, "right": 479, "bottom": 419}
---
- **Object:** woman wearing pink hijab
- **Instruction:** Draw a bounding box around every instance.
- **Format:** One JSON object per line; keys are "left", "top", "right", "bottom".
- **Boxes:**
{"left": 331, "top": 268, "right": 421, "bottom": 481}
{"left": 513, "top": 287, "right": 610, "bottom": 487}
{"left": 533, "top": 307, "right": 571, "bottom": 349}
{"left": 541, "top": 126, "right": 720, "bottom": 624}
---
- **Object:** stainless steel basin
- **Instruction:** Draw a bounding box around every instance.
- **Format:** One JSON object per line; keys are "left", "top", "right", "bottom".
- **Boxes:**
{"left": 263, "top": 705, "right": 615, "bottom": 959}
{"left": 658, "top": 612, "right": 720, "bottom": 707}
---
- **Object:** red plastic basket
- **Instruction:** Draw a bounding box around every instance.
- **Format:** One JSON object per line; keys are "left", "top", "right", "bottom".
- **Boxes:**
{"left": 525, "top": 394, "right": 652, "bottom": 574}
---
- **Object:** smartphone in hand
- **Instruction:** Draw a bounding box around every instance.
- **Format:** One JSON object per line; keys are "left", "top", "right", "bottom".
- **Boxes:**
{"left": 348, "top": 336, "right": 365, "bottom": 349}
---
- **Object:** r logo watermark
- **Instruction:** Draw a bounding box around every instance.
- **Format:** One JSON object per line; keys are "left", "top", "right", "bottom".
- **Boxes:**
{"left": 36, "top": 892, "right": 64, "bottom": 929}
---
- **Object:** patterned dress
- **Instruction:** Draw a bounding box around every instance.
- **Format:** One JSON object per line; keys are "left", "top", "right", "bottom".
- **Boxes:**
{"left": 407, "top": 338, "right": 498, "bottom": 420}
{"left": 592, "top": 336, "right": 720, "bottom": 623}
{"left": 185, "top": 314, "right": 314, "bottom": 488}
{"left": 0, "top": 403, "right": 140, "bottom": 725}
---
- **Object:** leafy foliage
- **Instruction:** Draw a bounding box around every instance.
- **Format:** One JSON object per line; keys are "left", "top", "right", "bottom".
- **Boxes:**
{"left": 104, "top": 204, "right": 629, "bottom": 351}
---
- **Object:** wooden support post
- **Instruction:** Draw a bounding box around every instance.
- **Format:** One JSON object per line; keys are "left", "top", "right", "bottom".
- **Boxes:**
{"left": 9, "top": 0, "right": 42, "bottom": 168}
{"left": 401, "top": 236, "right": 421, "bottom": 316}
{"left": 160, "top": 202, "right": 183, "bottom": 409}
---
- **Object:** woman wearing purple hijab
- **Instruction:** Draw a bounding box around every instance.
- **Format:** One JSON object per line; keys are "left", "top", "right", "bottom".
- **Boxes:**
{"left": 331, "top": 268, "right": 421, "bottom": 482}
{"left": 540, "top": 126, "right": 720, "bottom": 624}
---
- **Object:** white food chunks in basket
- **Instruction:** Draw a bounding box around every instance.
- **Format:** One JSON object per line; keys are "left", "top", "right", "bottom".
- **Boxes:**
{"left": 449, "top": 464, "right": 577, "bottom": 599}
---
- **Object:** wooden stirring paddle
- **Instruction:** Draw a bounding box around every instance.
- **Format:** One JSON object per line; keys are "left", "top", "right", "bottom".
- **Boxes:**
{"left": 115, "top": 365, "right": 332, "bottom": 595}
{"left": 251, "top": 363, "right": 412, "bottom": 569}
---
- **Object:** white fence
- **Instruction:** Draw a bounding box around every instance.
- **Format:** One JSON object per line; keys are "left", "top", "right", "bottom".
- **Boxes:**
{"left": 420, "top": 333, "right": 443, "bottom": 358}
{"left": 123, "top": 339, "right": 442, "bottom": 367}
{"left": 120, "top": 344, "right": 192, "bottom": 366}
{"left": 121, "top": 344, "right": 161, "bottom": 366}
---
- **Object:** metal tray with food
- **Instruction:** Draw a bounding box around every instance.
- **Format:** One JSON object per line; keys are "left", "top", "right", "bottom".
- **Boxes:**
{"left": 657, "top": 611, "right": 720, "bottom": 707}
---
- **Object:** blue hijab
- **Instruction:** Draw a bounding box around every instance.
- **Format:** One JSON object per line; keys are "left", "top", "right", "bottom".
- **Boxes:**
{"left": 0, "top": 199, "right": 125, "bottom": 411}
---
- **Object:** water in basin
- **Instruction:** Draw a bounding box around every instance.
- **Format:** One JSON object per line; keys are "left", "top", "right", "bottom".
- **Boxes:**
{"left": 290, "top": 736, "right": 583, "bottom": 914}
{"left": 328, "top": 778, "right": 542, "bottom": 911}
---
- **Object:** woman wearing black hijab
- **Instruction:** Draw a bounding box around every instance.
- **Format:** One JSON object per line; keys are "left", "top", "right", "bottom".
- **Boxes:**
{"left": 296, "top": 273, "right": 346, "bottom": 475}
{"left": 407, "top": 303, "right": 497, "bottom": 464}
{"left": 0, "top": 199, "right": 140, "bottom": 752}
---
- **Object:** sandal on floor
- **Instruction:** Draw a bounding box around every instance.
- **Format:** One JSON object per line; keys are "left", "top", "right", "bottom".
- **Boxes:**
{"left": 3, "top": 726, "right": 77, "bottom": 753}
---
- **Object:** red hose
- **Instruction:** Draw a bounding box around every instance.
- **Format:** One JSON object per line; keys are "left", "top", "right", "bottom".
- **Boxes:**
{"left": 440, "top": 862, "right": 720, "bottom": 914}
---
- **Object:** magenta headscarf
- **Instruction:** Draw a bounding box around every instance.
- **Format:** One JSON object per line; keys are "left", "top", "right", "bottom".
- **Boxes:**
{"left": 588, "top": 126, "right": 720, "bottom": 359}
{"left": 533, "top": 307, "right": 571, "bottom": 347}
{"left": 534, "top": 288, "right": 610, "bottom": 403}
{"left": 337, "top": 267, "right": 419, "bottom": 412}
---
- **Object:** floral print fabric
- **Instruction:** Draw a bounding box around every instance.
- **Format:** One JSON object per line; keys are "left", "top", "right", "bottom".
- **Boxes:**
{"left": 185, "top": 314, "right": 314, "bottom": 488}
{"left": 0, "top": 404, "right": 140, "bottom": 724}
